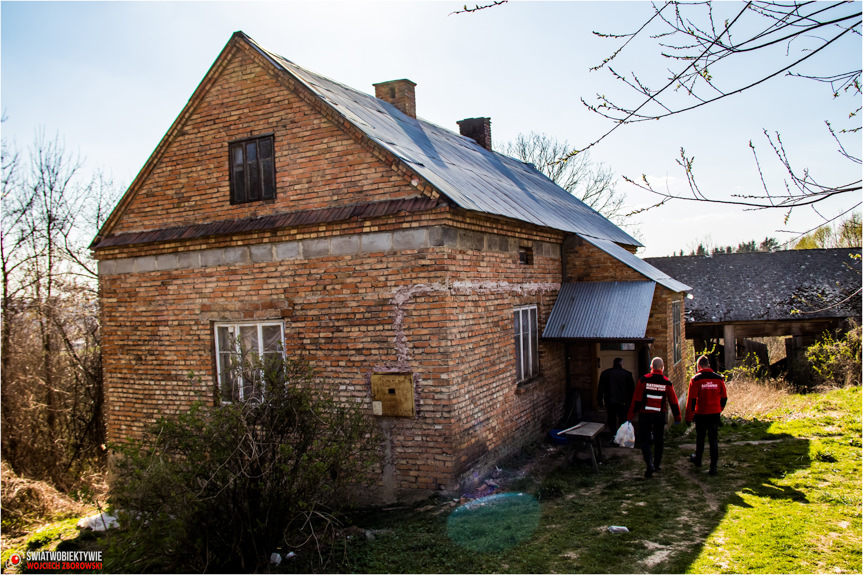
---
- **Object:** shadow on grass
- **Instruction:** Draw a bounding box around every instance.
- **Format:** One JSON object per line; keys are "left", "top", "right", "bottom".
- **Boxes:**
{"left": 655, "top": 418, "right": 812, "bottom": 574}
{"left": 40, "top": 422, "right": 816, "bottom": 574}
{"left": 321, "top": 419, "right": 815, "bottom": 575}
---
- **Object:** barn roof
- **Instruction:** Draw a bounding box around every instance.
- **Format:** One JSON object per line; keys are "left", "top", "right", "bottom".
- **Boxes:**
{"left": 645, "top": 249, "right": 862, "bottom": 324}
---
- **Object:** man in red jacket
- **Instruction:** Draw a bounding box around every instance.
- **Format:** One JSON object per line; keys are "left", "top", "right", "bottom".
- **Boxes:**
{"left": 685, "top": 355, "right": 728, "bottom": 476}
{"left": 628, "top": 357, "right": 681, "bottom": 478}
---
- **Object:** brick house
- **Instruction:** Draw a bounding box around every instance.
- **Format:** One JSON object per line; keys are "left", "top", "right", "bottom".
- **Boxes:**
{"left": 92, "top": 32, "right": 689, "bottom": 502}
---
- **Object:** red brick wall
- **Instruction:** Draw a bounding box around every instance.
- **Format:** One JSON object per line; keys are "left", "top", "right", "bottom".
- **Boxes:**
{"left": 99, "top": 220, "right": 567, "bottom": 499}
{"left": 648, "top": 286, "right": 688, "bottom": 397}
{"left": 562, "top": 236, "right": 643, "bottom": 283}
{"left": 442, "top": 240, "right": 564, "bottom": 483}
{"left": 96, "top": 38, "right": 670, "bottom": 501}
{"left": 109, "top": 44, "right": 422, "bottom": 237}
{"left": 561, "top": 236, "right": 687, "bottom": 394}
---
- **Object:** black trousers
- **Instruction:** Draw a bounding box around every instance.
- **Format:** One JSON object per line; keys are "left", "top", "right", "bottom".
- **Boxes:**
{"left": 637, "top": 412, "right": 667, "bottom": 469}
{"left": 694, "top": 413, "right": 721, "bottom": 469}
{"left": 606, "top": 403, "right": 628, "bottom": 438}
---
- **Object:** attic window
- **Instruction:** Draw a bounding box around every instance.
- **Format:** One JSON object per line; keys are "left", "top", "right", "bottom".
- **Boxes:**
{"left": 230, "top": 135, "right": 275, "bottom": 204}
{"left": 519, "top": 246, "right": 534, "bottom": 265}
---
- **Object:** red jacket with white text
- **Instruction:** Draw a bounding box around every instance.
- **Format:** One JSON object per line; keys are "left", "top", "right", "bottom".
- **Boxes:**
{"left": 627, "top": 370, "right": 681, "bottom": 422}
{"left": 685, "top": 368, "right": 728, "bottom": 423}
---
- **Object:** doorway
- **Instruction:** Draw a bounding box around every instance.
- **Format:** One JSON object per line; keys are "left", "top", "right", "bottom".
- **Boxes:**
{"left": 594, "top": 342, "right": 650, "bottom": 407}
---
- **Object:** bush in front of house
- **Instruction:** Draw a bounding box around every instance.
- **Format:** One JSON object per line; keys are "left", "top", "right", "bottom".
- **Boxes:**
{"left": 107, "top": 356, "right": 381, "bottom": 573}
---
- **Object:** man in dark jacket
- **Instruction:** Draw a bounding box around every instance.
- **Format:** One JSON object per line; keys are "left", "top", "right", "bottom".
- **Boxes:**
{"left": 685, "top": 355, "right": 728, "bottom": 476}
{"left": 628, "top": 357, "right": 681, "bottom": 478}
{"left": 598, "top": 357, "right": 635, "bottom": 441}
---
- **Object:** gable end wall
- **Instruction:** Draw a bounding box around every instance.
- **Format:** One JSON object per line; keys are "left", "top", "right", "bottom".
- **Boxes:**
{"left": 108, "top": 45, "right": 425, "bottom": 238}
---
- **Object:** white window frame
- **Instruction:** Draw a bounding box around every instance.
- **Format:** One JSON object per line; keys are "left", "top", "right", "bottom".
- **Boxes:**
{"left": 214, "top": 321, "right": 285, "bottom": 403}
{"left": 672, "top": 300, "right": 683, "bottom": 365}
{"left": 514, "top": 305, "right": 540, "bottom": 383}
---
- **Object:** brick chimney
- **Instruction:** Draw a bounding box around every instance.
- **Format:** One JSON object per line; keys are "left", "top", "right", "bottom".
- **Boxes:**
{"left": 373, "top": 79, "right": 417, "bottom": 118}
{"left": 457, "top": 117, "right": 492, "bottom": 151}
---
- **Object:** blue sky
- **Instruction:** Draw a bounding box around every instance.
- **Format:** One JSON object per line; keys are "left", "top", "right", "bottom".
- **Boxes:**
{"left": 2, "top": 1, "right": 860, "bottom": 256}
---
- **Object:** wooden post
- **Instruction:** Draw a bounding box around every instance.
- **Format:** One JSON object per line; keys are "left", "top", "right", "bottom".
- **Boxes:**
{"left": 723, "top": 324, "right": 736, "bottom": 370}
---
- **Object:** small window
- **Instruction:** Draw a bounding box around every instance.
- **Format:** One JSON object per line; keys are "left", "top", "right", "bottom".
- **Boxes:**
{"left": 600, "top": 342, "right": 636, "bottom": 351}
{"left": 518, "top": 246, "right": 534, "bottom": 265}
{"left": 215, "top": 321, "right": 285, "bottom": 402}
{"left": 514, "top": 306, "right": 539, "bottom": 383}
{"left": 672, "top": 301, "right": 682, "bottom": 364}
{"left": 229, "top": 135, "right": 275, "bottom": 204}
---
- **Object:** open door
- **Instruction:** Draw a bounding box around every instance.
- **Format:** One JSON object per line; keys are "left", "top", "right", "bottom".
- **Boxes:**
{"left": 595, "top": 342, "right": 638, "bottom": 407}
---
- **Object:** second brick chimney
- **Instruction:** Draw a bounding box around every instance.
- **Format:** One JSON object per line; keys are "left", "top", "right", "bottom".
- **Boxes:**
{"left": 373, "top": 79, "right": 417, "bottom": 118}
{"left": 457, "top": 117, "right": 492, "bottom": 151}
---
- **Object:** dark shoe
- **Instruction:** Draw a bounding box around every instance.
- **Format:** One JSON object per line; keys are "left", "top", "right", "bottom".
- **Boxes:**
{"left": 645, "top": 466, "right": 654, "bottom": 478}
{"left": 689, "top": 454, "right": 701, "bottom": 467}
{"left": 708, "top": 467, "right": 718, "bottom": 476}
{"left": 653, "top": 465, "right": 661, "bottom": 473}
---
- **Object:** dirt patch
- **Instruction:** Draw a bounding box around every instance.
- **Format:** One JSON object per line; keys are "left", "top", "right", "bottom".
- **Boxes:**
{"left": 641, "top": 541, "right": 673, "bottom": 568}
{"left": 463, "top": 443, "right": 576, "bottom": 497}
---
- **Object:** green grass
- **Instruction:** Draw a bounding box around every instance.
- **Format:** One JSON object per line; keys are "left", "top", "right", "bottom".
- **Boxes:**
{"left": 290, "top": 386, "right": 861, "bottom": 574}
{"left": 688, "top": 386, "right": 862, "bottom": 574}
{"left": 7, "top": 387, "right": 860, "bottom": 573}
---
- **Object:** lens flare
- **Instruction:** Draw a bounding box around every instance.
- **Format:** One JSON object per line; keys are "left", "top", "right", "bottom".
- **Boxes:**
{"left": 446, "top": 492, "right": 541, "bottom": 553}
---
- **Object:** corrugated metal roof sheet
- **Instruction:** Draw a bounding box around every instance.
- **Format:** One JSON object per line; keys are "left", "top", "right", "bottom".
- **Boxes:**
{"left": 582, "top": 237, "right": 691, "bottom": 293}
{"left": 542, "top": 281, "right": 656, "bottom": 340}
{"left": 245, "top": 37, "right": 642, "bottom": 248}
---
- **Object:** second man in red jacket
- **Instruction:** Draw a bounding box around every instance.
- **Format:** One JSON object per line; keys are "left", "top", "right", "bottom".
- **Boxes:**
{"left": 685, "top": 355, "right": 728, "bottom": 475}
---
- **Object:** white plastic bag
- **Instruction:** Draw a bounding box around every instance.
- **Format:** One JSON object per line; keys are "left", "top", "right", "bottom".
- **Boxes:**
{"left": 614, "top": 421, "right": 635, "bottom": 448}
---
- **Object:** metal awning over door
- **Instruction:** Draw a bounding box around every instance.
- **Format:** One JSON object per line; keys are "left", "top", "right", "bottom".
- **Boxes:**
{"left": 542, "top": 281, "right": 656, "bottom": 341}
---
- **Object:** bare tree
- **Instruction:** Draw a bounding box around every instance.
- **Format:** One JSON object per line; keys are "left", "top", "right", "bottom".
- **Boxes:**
{"left": 499, "top": 132, "right": 628, "bottom": 225}
{"left": 578, "top": 1, "right": 861, "bottom": 229}
{"left": 1, "top": 114, "right": 30, "bottom": 460}
{"left": 1, "top": 128, "right": 118, "bottom": 487}
{"left": 453, "top": 1, "right": 859, "bottom": 237}
{"left": 450, "top": 0, "right": 508, "bottom": 15}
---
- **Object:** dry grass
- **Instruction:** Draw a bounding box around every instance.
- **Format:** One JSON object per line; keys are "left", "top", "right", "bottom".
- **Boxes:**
{"left": 0, "top": 460, "right": 92, "bottom": 528}
{"left": 723, "top": 376, "right": 790, "bottom": 420}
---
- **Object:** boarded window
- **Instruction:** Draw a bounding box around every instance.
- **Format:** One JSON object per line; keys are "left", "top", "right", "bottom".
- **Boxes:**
{"left": 229, "top": 135, "right": 275, "bottom": 204}
{"left": 514, "top": 306, "right": 539, "bottom": 383}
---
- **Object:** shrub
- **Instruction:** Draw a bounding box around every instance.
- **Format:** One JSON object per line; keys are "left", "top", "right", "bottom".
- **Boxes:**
{"left": 805, "top": 321, "right": 862, "bottom": 388}
{"left": 108, "top": 356, "right": 381, "bottom": 572}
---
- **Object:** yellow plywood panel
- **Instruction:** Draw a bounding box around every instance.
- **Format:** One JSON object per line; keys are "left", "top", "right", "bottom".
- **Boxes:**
{"left": 371, "top": 373, "right": 414, "bottom": 418}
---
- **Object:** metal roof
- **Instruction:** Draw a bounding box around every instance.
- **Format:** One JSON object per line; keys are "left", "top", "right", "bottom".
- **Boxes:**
{"left": 645, "top": 249, "right": 862, "bottom": 323}
{"left": 582, "top": 237, "right": 691, "bottom": 293}
{"left": 245, "top": 36, "right": 642, "bottom": 248}
{"left": 542, "top": 281, "right": 656, "bottom": 340}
